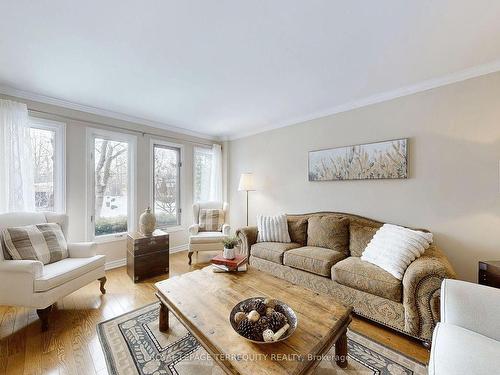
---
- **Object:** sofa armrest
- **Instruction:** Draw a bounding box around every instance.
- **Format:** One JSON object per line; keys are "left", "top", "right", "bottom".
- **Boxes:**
{"left": 188, "top": 224, "right": 199, "bottom": 235}
{"left": 441, "top": 279, "right": 500, "bottom": 341}
{"left": 68, "top": 242, "right": 97, "bottom": 258}
{"left": 235, "top": 226, "right": 258, "bottom": 257}
{"left": 402, "top": 245, "right": 456, "bottom": 341}
{"left": 0, "top": 259, "right": 44, "bottom": 278}
{"left": 222, "top": 224, "right": 231, "bottom": 236}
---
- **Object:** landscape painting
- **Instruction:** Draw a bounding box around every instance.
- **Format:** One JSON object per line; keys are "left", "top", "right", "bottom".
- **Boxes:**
{"left": 308, "top": 138, "right": 408, "bottom": 181}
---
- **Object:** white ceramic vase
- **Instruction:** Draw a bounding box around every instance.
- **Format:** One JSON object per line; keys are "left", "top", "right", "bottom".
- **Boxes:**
{"left": 139, "top": 207, "right": 156, "bottom": 236}
{"left": 223, "top": 247, "right": 236, "bottom": 260}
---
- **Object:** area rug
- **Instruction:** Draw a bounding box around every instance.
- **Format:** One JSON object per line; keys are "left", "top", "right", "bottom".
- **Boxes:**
{"left": 97, "top": 303, "right": 426, "bottom": 375}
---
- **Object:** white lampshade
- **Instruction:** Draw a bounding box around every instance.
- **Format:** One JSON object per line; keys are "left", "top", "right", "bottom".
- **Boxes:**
{"left": 238, "top": 173, "right": 255, "bottom": 191}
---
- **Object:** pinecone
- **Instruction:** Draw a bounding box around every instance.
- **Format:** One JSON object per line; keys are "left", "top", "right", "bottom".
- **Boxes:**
{"left": 274, "top": 304, "right": 286, "bottom": 315}
{"left": 251, "top": 299, "right": 267, "bottom": 316}
{"left": 237, "top": 319, "right": 254, "bottom": 339}
{"left": 239, "top": 301, "right": 253, "bottom": 313}
{"left": 268, "top": 311, "right": 287, "bottom": 332}
{"left": 255, "top": 316, "right": 269, "bottom": 334}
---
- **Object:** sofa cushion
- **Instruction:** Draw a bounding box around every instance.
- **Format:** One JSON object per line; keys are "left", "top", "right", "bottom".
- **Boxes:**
{"left": 307, "top": 216, "right": 349, "bottom": 255}
{"left": 34, "top": 255, "right": 106, "bottom": 292}
{"left": 287, "top": 216, "right": 308, "bottom": 246}
{"left": 250, "top": 242, "right": 301, "bottom": 264}
{"left": 284, "top": 246, "right": 345, "bottom": 277}
{"left": 332, "top": 257, "right": 402, "bottom": 302}
{"left": 349, "top": 221, "right": 380, "bottom": 257}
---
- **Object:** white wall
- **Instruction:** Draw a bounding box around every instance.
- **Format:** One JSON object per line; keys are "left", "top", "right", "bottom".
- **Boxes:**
{"left": 228, "top": 72, "right": 500, "bottom": 282}
{"left": 0, "top": 93, "right": 220, "bottom": 265}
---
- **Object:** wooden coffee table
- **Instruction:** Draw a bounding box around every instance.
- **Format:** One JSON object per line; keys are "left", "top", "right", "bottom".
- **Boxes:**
{"left": 155, "top": 267, "right": 352, "bottom": 374}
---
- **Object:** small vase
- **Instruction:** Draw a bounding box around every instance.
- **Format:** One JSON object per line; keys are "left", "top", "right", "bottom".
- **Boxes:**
{"left": 223, "top": 247, "right": 235, "bottom": 260}
{"left": 139, "top": 207, "right": 156, "bottom": 236}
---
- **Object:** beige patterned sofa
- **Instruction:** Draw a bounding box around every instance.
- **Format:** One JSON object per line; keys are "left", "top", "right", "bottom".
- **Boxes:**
{"left": 236, "top": 212, "right": 456, "bottom": 343}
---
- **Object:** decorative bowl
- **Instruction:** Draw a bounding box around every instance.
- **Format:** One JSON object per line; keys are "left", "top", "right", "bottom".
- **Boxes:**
{"left": 229, "top": 297, "right": 298, "bottom": 344}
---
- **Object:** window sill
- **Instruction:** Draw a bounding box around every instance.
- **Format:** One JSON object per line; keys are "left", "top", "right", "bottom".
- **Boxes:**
{"left": 159, "top": 226, "right": 185, "bottom": 233}
{"left": 94, "top": 233, "right": 127, "bottom": 244}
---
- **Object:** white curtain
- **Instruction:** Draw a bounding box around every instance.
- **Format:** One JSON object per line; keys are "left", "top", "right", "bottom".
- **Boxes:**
{"left": 208, "top": 144, "right": 223, "bottom": 202}
{"left": 0, "top": 99, "right": 35, "bottom": 213}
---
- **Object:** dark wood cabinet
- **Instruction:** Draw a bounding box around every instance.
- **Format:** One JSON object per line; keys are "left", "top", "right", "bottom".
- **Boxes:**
{"left": 127, "top": 230, "right": 169, "bottom": 282}
{"left": 478, "top": 260, "right": 500, "bottom": 288}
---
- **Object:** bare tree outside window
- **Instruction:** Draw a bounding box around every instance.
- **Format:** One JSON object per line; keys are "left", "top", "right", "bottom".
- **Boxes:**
{"left": 153, "top": 145, "right": 180, "bottom": 227}
{"left": 94, "top": 138, "right": 128, "bottom": 236}
{"left": 30, "top": 128, "right": 55, "bottom": 211}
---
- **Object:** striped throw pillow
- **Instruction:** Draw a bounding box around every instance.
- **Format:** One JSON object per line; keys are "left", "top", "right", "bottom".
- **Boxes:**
{"left": 2, "top": 223, "right": 69, "bottom": 265}
{"left": 199, "top": 209, "right": 225, "bottom": 232}
{"left": 257, "top": 214, "right": 291, "bottom": 243}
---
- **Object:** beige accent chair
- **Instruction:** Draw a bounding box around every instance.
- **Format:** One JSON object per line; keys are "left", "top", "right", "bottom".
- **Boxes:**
{"left": 188, "top": 202, "right": 230, "bottom": 264}
{"left": 0, "top": 212, "right": 106, "bottom": 331}
{"left": 429, "top": 279, "right": 500, "bottom": 375}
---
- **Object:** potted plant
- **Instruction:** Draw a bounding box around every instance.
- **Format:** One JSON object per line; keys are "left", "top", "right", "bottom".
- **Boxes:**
{"left": 223, "top": 236, "right": 239, "bottom": 260}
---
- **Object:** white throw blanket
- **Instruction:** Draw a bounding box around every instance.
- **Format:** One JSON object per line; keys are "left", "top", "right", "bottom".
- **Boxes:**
{"left": 361, "top": 224, "right": 433, "bottom": 280}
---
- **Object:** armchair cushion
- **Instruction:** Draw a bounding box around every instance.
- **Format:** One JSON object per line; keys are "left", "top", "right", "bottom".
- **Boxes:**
{"left": 189, "top": 232, "right": 227, "bottom": 244}
{"left": 34, "top": 255, "right": 105, "bottom": 292}
{"left": 3, "top": 223, "right": 68, "bottom": 264}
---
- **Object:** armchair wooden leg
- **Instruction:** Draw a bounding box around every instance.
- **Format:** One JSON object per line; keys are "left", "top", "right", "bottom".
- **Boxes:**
{"left": 188, "top": 251, "right": 194, "bottom": 265}
{"left": 99, "top": 277, "right": 107, "bottom": 294}
{"left": 37, "top": 305, "right": 53, "bottom": 332}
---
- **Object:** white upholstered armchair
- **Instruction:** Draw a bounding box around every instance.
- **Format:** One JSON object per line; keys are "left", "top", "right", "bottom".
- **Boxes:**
{"left": 188, "top": 202, "right": 230, "bottom": 264}
{"left": 0, "top": 212, "right": 106, "bottom": 331}
{"left": 429, "top": 279, "right": 500, "bottom": 374}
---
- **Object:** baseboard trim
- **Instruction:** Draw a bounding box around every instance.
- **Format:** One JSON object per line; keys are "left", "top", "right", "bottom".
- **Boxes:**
{"left": 105, "top": 258, "right": 127, "bottom": 270}
{"left": 104, "top": 244, "right": 188, "bottom": 270}
{"left": 169, "top": 244, "right": 189, "bottom": 254}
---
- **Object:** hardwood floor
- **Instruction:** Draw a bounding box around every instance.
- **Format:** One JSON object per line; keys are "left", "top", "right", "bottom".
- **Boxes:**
{"left": 0, "top": 250, "right": 429, "bottom": 374}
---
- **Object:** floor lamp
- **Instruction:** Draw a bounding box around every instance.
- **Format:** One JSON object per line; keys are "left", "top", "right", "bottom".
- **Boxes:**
{"left": 238, "top": 173, "right": 255, "bottom": 226}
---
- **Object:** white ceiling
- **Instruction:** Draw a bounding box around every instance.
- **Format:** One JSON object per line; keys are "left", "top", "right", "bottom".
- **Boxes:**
{"left": 1, "top": 1, "right": 500, "bottom": 140}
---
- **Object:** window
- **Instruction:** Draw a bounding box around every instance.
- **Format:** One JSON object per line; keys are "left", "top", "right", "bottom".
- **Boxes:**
{"left": 193, "top": 146, "right": 213, "bottom": 203}
{"left": 29, "top": 118, "right": 65, "bottom": 212}
{"left": 87, "top": 129, "right": 136, "bottom": 240}
{"left": 152, "top": 141, "right": 181, "bottom": 228}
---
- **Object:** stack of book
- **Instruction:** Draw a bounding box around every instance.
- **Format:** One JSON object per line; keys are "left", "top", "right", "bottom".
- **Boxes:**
{"left": 211, "top": 254, "right": 248, "bottom": 272}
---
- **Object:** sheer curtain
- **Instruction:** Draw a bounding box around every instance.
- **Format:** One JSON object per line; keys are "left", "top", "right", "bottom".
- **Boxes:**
{"left": 0, "top": 99, "right": 35, "bottom": 212}
{"left": 208, "top": 144, "right": 223, "bottom": 202}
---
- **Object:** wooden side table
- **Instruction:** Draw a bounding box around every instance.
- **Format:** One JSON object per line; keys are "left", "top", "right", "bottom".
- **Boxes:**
{"left": 127, "top": 230, "right": 169, "bottom": 282}
{"left": 478, "top": 260, "right": 500, "bottom": 288}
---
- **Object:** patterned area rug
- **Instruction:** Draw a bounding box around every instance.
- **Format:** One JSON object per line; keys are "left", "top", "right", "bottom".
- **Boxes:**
{"left": 97, "top": 303, "right": 426, "bottom": 375}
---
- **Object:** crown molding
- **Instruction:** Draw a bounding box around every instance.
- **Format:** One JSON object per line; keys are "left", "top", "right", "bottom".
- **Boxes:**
{"left": 0, "top": 85, "right": 218, "bottom": 141}
{"left": 226, "top": 59, "right": 500, "bottom": 140}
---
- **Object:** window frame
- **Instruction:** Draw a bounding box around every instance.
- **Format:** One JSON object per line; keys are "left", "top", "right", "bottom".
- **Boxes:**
{"left": 28, "top": 117, "right": 66, "bottom": 213}
{"left": 86, "top": 128, "right": 137, "bottom": 242}
{"left": 150, "top": 139, "right": 183, "bottom": 231}
{"left": 192, "top": 145, "right": 213, "bottom": 203}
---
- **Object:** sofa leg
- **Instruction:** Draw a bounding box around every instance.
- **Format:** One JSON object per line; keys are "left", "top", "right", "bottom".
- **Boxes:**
{"left": 36, "top": 305, "right": 53, "bottom": 332}
{"left": 99, "top": 277, "right": 107, "bottom": 294}
{"left": 188, "top": 251, "right": 194, "bottom": 265}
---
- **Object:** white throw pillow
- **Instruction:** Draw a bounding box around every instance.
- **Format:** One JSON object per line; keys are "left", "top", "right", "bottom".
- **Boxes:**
{"left": 361, "top": 223, "right": 433, "bottom": 280}
{"left": 257, "top": 214, "right": 291, "bottom": 243}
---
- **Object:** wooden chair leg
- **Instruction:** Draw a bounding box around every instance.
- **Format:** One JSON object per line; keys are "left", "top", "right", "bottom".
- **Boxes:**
{"left": 188, "top": 251, "right": 194, "bottom": 265}
{"left": 99, "top": 277, "right": 107, "bottom": 294}
{"left": 36, "top": 305, "right": 53, "bottom": 332}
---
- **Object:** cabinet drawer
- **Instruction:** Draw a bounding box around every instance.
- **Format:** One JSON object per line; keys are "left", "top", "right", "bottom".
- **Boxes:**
{"left": 127, "top": 238, "right": 169, "bottom": 255}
